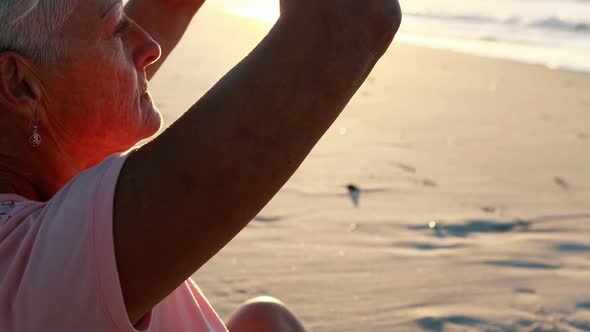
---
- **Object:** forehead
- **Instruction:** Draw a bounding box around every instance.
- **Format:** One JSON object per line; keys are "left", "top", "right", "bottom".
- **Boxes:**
{"left": 66, "top": 0, "right": 122, "bottom": 20}
{"left": 62, "top": 0, "right": 121, "bottom": 35}
{"left": 74, "top": 0, "right": 120, "bottom": 16}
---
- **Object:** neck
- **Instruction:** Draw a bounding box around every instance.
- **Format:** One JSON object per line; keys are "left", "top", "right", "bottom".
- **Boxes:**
{"left": 0, "top": 123, "right": 81, "bottom": 202}
{"left": 0, "top": 151, "right": 74, "bottom": 202}
{"left": 0, "top": 110, "right": 126, "bottom": 202}
{"left": 0, "top": 178, "right": 41, "bottom": 201}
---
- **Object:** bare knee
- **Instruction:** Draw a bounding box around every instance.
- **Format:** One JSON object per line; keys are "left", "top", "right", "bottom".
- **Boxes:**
{"left": 227, "top": 296, "right": 306, "bottom": 332}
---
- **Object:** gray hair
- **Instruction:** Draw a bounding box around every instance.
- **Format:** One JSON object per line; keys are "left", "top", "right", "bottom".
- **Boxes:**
{"left": 0, "top": 0, "right": 77, "bottom": 64}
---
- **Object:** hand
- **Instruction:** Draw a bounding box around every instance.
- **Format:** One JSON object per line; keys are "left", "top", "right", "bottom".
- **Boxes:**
{"left": 279, "top": 0, "right": 402, "bottom": 54}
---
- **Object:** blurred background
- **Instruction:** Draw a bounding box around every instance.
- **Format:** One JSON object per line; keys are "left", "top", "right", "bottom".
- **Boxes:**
{"left": 219, "top": 0, "right": 590, "bottom": 72}
{"left": 148, "top": 1, "right": 590, "bottom": 331}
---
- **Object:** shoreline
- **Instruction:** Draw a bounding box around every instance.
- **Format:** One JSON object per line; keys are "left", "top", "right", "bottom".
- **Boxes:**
{"left": 214, "top": 3, "right": 590, "bottom": 76}
{"left": 395, "top": 33, "right": 590, "bottom": 75}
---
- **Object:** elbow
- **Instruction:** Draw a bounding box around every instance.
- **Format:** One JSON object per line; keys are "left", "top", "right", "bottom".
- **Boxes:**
{"left": 370, "top": 0, "right": 403, "bottom": 55}
{"left": 388, "top": 1, "right": 403, "bottom": 39}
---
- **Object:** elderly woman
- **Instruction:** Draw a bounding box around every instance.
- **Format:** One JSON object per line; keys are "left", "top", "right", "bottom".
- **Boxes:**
{"left": 0, "top": 0, "right": 401, "bottom": 331}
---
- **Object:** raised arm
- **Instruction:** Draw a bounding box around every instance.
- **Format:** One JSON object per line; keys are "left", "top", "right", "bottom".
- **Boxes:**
{"left": 125, "top": 0, "right": 205, "bottom": 79}
{"left": 114, "top": 0, "right": 401, "bottom": 325}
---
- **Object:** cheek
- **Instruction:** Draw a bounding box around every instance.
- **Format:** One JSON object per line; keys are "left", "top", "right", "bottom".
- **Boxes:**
{"left": 45, "top": 48, "right": 141, "bottom": 140}
{"left": 83, "top": 48, "right": 140, "bottom": 126}
{"left": 55, "top": 47, "right": 136, "bottom": 104}
{"left": 110, "top": 68, "right": 139, "bottom": 115}
{"left": 101, "top": 50, "right": 138, "bottom": 109}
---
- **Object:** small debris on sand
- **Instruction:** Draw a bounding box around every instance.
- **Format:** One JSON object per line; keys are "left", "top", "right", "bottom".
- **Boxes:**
{"left": 553, "top": 177, "right": 570, "bottom": 190}
{"left": 347, "top": 184, "right": 361, "bottom": 207}
{"left": 422, "top": 179, "right": 437, "bottom": 187}
{"left": 481, "top": 206, "right": 497, "bottom": 214}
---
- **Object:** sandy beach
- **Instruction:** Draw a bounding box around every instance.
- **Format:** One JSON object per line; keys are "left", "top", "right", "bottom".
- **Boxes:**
{"left": 148, "top": 5, "right": 590, "bottom": 331}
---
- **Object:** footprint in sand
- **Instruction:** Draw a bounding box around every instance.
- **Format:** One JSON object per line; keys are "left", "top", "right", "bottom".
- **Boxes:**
{"left": 391, "top": 163, "right": 437, "bottom": 188}
{"left": 410, "top": 219, "right": 531, "bottom": 238}
{"left": 254, "top": 216, "right": 283, "bottom": 223}
{"left": 480, "top": 206, "right": 497, "bottom": 214}
{"left": 555, "top": 243, "right": 590, "bottom": 252}
{"left": 483, "top": 260, "right": 559, "bottom": 270}
{"left": 514, "top": 288, "right": 536, "bottom": 294}
{"left": 421, "top": 178, "right": 437, "bottom": 187}
{"left": 400, "top": 242, "right": 465, "bottom": 251}
{"left": 392, "top": 162, "right": 417, "bottom": 174}
{"left": 415, "top": 316, "right": 487, "bottom": 331}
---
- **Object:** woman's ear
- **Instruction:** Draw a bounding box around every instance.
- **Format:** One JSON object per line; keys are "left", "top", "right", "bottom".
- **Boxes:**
{"left": 0, "top": 52, "right": 43, "bottom": 116}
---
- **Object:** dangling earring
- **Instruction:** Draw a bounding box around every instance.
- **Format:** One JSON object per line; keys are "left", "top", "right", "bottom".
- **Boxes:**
{"left": 29, "top": 111, "right": 41, "bottom": 147}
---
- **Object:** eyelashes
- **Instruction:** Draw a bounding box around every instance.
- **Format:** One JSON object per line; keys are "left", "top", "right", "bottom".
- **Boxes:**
{"left": 114, "top": 16, "right": 131, "bottom": 35}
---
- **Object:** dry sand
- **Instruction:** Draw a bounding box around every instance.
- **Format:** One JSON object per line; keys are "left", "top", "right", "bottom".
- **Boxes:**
{"left": 149, "top": 5, "right": 590, "bottom": 331}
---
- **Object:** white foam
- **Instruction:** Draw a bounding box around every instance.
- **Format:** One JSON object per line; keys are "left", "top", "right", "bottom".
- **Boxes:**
{"left": 396, "top": 33, "right": 590, "bottom": 73}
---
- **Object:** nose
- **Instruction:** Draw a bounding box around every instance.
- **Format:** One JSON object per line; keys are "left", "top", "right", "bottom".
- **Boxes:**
{"left": 131, "top": 22, "right": 162, "bottom": 70}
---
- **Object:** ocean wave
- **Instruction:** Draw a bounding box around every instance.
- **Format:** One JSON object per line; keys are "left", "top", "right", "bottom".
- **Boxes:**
{"left": 405, "top": 12, "right": 590, "bottom": 34}
{"left": 530, "top": 17, "right": 590, "bottom": 32}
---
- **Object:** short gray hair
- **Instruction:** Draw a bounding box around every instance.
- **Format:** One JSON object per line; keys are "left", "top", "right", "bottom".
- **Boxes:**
{"left": 0, "top": 0, "right": 77, "bottom": 64}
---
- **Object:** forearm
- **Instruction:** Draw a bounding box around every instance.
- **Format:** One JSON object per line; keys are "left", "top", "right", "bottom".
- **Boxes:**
{"left": 125, "top": 0, "right": 205, "bottom": 79}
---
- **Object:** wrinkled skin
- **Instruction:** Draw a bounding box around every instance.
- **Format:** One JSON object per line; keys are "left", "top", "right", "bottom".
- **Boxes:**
{"left": 0, "top": 0, "right": 161, "bottom": 200}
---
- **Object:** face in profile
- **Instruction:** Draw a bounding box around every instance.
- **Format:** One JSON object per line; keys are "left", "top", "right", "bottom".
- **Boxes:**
{"left": 37, "top": 0, "right": 162, "bottom": 159}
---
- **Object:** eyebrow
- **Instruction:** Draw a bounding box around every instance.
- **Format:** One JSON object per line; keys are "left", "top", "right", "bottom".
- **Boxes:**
{"left": 101, "top": 0, "right": 122, "bottom": 18}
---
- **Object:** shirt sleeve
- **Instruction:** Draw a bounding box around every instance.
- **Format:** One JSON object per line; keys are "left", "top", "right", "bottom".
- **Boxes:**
{"left": 10, "top": 152, "right": 153, "bottom": 332}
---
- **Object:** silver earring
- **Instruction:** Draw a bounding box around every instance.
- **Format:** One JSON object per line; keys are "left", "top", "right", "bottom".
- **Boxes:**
{"left": 29, "top": 120, "right": 41, "bottom": 147}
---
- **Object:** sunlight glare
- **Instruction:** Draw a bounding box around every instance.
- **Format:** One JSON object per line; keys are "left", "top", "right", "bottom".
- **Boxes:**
{"left": 226, "top": 2, "right": 280, "bottom": 23}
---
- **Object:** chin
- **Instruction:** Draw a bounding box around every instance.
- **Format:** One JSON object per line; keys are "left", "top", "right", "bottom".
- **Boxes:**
{"left": 145, "top": 109, "right": 163, "bottom": 137}
{"left": 139, "top": 93, "right": 163, "bottom": 139}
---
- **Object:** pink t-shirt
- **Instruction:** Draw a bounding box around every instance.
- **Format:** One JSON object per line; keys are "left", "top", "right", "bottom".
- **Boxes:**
{"left": 0, "top": 152, "right": 228, "bottom": 332}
